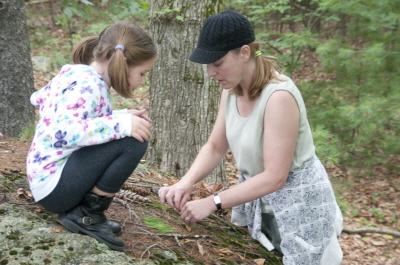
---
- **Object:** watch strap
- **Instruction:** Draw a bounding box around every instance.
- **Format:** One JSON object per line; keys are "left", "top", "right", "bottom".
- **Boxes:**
{"left": 213, "top": 193, "right": 222, "bottom": 210}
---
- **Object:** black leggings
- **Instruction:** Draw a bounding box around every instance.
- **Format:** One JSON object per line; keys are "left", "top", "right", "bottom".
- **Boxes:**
{"left": 39, "top": 137, "right": 148, "bottom": 213}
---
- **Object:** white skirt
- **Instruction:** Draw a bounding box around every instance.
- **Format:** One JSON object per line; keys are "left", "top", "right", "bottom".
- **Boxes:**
{"left": 231, "top": 155, "right": 343, "bottom": 265}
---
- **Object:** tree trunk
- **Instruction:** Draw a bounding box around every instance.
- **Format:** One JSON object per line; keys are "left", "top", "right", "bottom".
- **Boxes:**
{"left": 147, "top": 0, "right": 226, "bottom": 184}
{"left": 0, "top": 0, "right": 35, "bottom": 138}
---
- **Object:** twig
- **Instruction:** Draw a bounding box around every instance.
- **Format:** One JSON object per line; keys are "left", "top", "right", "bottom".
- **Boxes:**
{"left": 0, "top": 254, "right": 8, "bottom": 263}
{"left": 140, "top": 243, "right": 158, "bottom": 261}
{"left": 7, "top": 201, "right": 37, "bottom": 205}
{"left": 127, "top": 231, "right": 211, "bottom": 238}
{"left": 26, "top": 0, "right": 50, "bottom": 5}
{"left": 174, "top": 235, "right": 182, "bottom": 247}
{"left": 125, "top": 182, "right": 156, "bottom": 189}
{"left": 133, "top": 223, "right": 160, "bottom": 230}
{"left": 43, "top": 243, "right": 59, "bottom": 260}
{"left": 343, "top": 227, "right": 400, "bottom": 237}
{"left": 136, "top": 225, "right": 153, "bottom": 235}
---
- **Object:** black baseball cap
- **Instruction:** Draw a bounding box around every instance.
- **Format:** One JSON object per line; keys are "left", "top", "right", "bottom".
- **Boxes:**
{"left": 189, "top": 10, "right": 255, "bottom": 64}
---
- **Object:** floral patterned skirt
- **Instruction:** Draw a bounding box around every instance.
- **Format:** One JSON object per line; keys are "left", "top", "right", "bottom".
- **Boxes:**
{"left": 231, "top": 155, "right": 343, "bottom": 265}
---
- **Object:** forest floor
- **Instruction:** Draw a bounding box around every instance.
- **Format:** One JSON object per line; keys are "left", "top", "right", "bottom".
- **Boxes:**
{"left": 1, "top": 71, "right": 399, "bottom": 263}
{"left": 1, "top": 127, "right": 400, "bottom": 264}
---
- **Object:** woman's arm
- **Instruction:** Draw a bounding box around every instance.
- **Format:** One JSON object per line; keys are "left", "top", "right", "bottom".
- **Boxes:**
{"left": 159, "top": 90, "right": 230, "bottom": 210}
{"left": 181, "top": 90, "right": 300, "bottom": 224}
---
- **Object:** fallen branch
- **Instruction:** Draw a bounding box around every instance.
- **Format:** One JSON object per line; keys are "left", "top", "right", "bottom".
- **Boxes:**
{"left": 127, "top": 231, "right": 211, "bottom": 239}
{"left": 140, "top": 243, "right": 158, "bottom": 261}
{"left": 343, "top": 227, "right": 400, "bottom": 237}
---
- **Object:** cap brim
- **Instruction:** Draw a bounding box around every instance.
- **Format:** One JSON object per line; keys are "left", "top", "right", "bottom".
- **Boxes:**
{"left": 188, "top": 47, "right": 228, "bottom": 64}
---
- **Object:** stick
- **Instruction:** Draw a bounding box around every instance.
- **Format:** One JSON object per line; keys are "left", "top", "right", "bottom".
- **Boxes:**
{"left": 140, "top": 243, "right": 158, "bottom": 260}
{"left": 343, "top": 227, "right": 400, "bottom": 237}
{"left": 127, "top": 231, "right": 210, "bottom": 238}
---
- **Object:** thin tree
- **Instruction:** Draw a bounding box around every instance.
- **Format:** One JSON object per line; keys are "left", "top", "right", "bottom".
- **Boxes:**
{"left": 147, "top": 0, "right": 226, "bottom": 184}
{"left": 0, "top": 0, "right": 35, "bottom": 137}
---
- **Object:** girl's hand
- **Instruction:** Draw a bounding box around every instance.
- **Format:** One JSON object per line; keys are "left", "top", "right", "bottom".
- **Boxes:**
{"left": 128, "top": 109, "right": 152, "bottom": 123}
{"left": 180, "top": 196, "right": 216, "bottom": 225}
{"left": 130, "top": 114, "right": 151, "bottom": 142}
{"left": 158, "top": 179, "right": 193, "bottom": 211}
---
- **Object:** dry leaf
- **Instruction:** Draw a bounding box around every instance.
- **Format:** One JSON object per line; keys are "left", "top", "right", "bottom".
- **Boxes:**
{"left": 197, "top": 241, "right": 205, "bottom": 256}
{"left": 185, "top": 224, "right": 192, "bottom": 232}
{"left": 370, "top": 240, "right": 386, "bottom": 246}
{"left": 51, "top": 227, "right": 64, "bottom": 233}
{"left": 168, "top": 179, "right": 180, "bottom": 186}
{"left": 16, "top": 188, "right": 33, "bottom": 198}
{"left": 33, "top": 208, "right": 46, "bottom": 213}
{"left": 253, "top": 258, "right": 266, "bottom": 265}
{"left": 181, "top": 239, "right": 195, "bottom": 244}
{"left": 218, "top": 248, "right": 233, "bottom": 256}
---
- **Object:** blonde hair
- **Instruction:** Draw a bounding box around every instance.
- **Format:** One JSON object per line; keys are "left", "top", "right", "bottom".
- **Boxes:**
{"left": 72, "top": 21, "right": 157, "bottom": 98}
{"left": 231, "top": 41, "right": 283, "bottom": 100}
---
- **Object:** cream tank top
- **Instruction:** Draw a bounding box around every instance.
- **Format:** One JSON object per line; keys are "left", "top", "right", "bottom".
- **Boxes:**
{"left": 225, "top": 78, "right": 315, "bottom": 180}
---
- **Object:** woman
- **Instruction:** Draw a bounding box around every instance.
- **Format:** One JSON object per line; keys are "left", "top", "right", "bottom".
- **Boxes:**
{"left": 159, "top": 10, "right": 343, "bottom": 264}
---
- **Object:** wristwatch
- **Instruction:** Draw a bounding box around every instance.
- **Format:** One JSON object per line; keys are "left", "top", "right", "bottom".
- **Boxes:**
{"left": 213, "top": 193, "right": 222, "bottom": 210}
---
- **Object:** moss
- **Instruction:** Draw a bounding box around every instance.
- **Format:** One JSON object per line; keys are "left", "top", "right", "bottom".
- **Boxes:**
{"left": 9, "top": 250, "right": 18, "bottom": 255}
{"left": 0, "top": 259, "right": 8, "bottom": 265}
{"left": 6, "top": 230, "right": 21, "bottom": 240}
{"left": 203, "top": 0, "right": 223, "bottom": 18}
{"left": 219, "top": 259, "right": 235, "bottom": 265}
{"left": 36, "top": 245, "right": 49, "bottom": 250}
{"left": 143, "top": 217, "right": 174, "bottom": 234}
{"left": 67, "top": 247, "right": 74, "bottom": 251}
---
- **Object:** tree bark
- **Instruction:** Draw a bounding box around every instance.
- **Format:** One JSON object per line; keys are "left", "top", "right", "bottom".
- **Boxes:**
{"left": 147, "top": 0, "right": 226, "bottom": 184}
{"left": 0, "top": 0, "right": 35, "bottom": 138}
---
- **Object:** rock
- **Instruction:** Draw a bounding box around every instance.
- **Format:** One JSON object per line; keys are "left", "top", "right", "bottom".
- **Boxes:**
{"left": 0, "top": 202, "right": 147, "bottom": 265}
{"left": 31, "top": 56, "right": 53, "bottom": 72}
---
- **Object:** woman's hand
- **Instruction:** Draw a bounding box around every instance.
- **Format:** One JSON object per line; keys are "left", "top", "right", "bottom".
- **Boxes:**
{"left": 130, "top": 113, "right": 151, "bottom": 142}
{"left": 180, "top": 196, "right": 216, "bottom": 225}
{"left": 158, "top": 178, "right": 193, "bottom": 211}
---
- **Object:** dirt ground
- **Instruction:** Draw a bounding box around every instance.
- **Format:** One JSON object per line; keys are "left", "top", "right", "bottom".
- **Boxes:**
{"left": 1, "top": 134, "right": 399, "bottom": 264}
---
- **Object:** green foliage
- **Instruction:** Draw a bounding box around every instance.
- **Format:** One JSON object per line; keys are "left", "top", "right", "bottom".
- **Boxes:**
{"left": 143, "top": 217, "right": 174, "bottom": 233}
{"left": 301, "top": 77, "right": 400, "bottom": 168}
{"left": 310, "top": 124, "right": 340, "bottom": 166}
{"left": 111, "top": 94, "right": 142, "bottom": 110}
{"left": 19, "top": 121, "right": 37, "bottom": 141}
{"left": 28, "top": 1, "right": 149, "bottom": 69}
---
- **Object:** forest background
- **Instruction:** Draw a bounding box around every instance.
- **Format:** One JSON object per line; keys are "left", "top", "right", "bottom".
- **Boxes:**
{"left": 0, "top": 0, "right": 399, "bottom": 264}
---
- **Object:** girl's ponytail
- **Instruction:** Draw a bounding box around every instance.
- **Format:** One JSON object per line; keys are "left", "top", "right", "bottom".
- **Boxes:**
{"left": 72, "top": 36, "right": 99, "bottom": 65}
{"left": 76, "top": 21, "right": 156, "bottom": 98}
{"left": 108, "top": 46, "right": 131, "bottom": 98}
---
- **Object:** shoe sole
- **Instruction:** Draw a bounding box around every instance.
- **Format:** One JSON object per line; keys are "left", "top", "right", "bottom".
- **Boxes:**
{"left": 58, "top": 213, "right": 124, "bottom": 252}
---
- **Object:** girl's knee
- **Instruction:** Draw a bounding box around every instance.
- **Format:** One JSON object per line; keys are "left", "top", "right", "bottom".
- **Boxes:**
{"left": 123, "top": 137, "right": 148, "bottom": 155}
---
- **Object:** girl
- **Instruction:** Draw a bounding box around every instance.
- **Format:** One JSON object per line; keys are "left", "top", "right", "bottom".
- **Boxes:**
{"left": 27, "top": 21, "right": 157, "bottom": 252}
{"left": 159, "top": 10, "right": 343, "bottom": 264}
